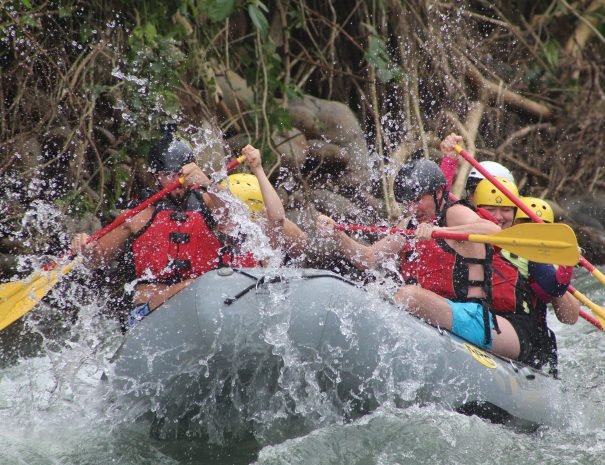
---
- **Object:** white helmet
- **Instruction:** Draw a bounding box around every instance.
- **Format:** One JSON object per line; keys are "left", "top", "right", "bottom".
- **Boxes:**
{"left": 466, "top": 161, "right": 515, "bottom": 192}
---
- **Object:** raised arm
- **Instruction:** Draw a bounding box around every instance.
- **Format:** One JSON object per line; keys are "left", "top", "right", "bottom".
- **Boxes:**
{"left": 242, "top": 144, "right": 308, "bottom": 257}
{"left": 439, "top": 132, "right": 463, "bottom": 190}
{"left": 242, "top": 145, "right": 286, "bottom": 228}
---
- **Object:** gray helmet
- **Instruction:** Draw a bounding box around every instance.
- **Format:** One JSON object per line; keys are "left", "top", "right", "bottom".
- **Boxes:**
{"left": 394, "top": 158, "right": 446, "bottom": 203}
{"left": 148, "top": 121, "right": 195, "bottom": 173}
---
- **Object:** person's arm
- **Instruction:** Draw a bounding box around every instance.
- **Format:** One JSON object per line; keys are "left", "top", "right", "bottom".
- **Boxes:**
{"left": 282, "top": 218, "right": 308, "bottom": 259}
{"left": 241, "top": 144, "right": 308, "bottom": 255}
{"left": 70, "top": 208, "right": 150, "bottom": 267}
{"left": 437, "top": 203, "right": 501, "bottom": 236}
{"left": 316, "top": 214, "right": 406, "bottom": 270}
{"left": 528, "top": 262, "right": 574, "bottom": 300}
{"left": 242, "top": 144, "right": 286, "bottom": 229}
{"left": 439, "top": 133, "right": 463, "bottom": 191}
{"left": 550, "top": 292, "right": 580, "bottom": 324}
{"left": 439, "top": 132, "right": 463, "bottom": 190}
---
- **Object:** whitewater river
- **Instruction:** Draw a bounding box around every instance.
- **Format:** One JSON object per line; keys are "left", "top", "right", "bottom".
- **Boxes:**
{"left": 1, "top": 267, "right": 604, "bottom": 465}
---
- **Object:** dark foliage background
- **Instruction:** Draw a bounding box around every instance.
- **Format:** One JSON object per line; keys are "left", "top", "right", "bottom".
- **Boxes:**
{"left": 2, "top": 0, "right": 605, "bottom": 269}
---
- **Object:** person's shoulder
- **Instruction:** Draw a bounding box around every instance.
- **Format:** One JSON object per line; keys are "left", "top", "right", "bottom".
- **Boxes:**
{"left": 447, "top": 201, "right": 477, "bottom": 216}
{"left": 445, "top": 202, "right": 481, "bottom": 224}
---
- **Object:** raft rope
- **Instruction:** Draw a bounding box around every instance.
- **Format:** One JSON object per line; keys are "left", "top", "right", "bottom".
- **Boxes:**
{"left": 223, "top": 268, "right": 360, "bottom": 305}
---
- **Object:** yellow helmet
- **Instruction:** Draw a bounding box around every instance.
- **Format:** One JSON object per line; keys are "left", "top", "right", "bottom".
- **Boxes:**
{"left": 473, "top": 177, "right": 519, "bottom": 208}
{"left": 514, "top": 197, "right": 554, "bottom": 223}
{"left": 221, "top": 173, "right": 265, "bottom": 214}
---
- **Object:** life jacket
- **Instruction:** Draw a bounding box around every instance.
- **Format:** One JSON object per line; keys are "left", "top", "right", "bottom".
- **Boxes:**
{"left": 490, "top": 250, "right": 535, "bottom": 317}
{"left": 492, "top": 250, "right": 558, "bottom": 375}
{"left": 399, "top": 200, "right": 495, "bottom": 344}
{"left": 130, "top": 191, "right": 259, "bottom": 285}
{"left": 400, "top": 238, "right": 492, "bottom": 302}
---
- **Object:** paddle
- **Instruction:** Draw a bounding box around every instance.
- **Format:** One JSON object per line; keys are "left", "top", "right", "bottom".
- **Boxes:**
{"left": 568, "top": 285, "right": 605, "bottom": 329}
{"left": 454, "top": 144, "right": 605, "bottom": 328}
{"left": 225, "top": 154, "right": 247, "bottom": 172}
{"left": 0, "top": 178, "right": 185, "bottom": 331}
{"left": 334, "top": 222, "right": 579, "bottom": 266}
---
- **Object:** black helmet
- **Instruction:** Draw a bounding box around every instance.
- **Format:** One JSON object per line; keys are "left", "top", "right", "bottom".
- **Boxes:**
{"left": 394, "top": 158, "right": 446, "bottom": 203}
{"left": 148, "top": 121, "right": 195, "bottom": 173}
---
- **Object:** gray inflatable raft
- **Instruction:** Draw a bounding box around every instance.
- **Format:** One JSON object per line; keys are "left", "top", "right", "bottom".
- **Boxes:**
{"left": 109, "top": 268, "right": 571, "bottom": 441}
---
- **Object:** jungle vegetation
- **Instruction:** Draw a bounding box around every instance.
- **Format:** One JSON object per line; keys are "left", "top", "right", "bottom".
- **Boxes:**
{"left": 1, "top": 0, "right": 605, "bottom": 270}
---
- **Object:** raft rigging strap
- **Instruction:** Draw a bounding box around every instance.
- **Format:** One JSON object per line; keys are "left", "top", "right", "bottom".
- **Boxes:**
{"left": 223, "top": 268, "right": 361, "bottom": 305}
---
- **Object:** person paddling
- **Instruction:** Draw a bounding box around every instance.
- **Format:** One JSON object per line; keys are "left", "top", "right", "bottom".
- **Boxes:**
{"left": 441, "top": 134, "right": 578, "bottom": 373}
{"left": 316, "top": 135, "right": 526, "bottom": 355}
{"left": 70, "top": 124, "right": 280, "bottom": 328}
{"left": 473, "top": 184, "right": 579, "bottom": 375}
{"left": 317, "top": 134, "right": 579, "bottom": 370}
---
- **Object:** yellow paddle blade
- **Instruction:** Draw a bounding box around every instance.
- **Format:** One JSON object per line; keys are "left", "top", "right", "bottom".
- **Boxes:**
{"left": 0, "top": 258, "right": 81, "bottom": 331}
{"left": 468, "top": 223, "right": 580, "bottom": 266}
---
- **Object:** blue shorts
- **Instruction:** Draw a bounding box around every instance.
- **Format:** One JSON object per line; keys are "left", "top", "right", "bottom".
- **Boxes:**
{"left": 448, "top": 300, "right": 494, "bottom": 349}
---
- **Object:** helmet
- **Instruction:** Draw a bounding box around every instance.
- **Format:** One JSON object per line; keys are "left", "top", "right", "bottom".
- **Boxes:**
{"left": 394, "top": 158, "right": 446, "bottom": 203}
{"left": 465, "top": 161, "right": 515, "bottom": 192}
{"left": 515, "top": 197, "right": 554, "bottom": 223}
{"left": 148, "top": 121, "right": 195, "bottom": 173}
{"left": 221, "top": 173, "right": 265, "bottom": 214}
{"left": 473, "top": 177, "right": 519, "bottom": 207}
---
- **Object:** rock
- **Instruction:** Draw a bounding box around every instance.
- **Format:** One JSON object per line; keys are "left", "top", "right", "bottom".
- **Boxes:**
{"left": 570, "top": 222, "right": 605, "bottom": 265}
{"left": 64, "top": 212, "right": 102, "bottom": 237}
{"left": 305, "top": 139, "right": 349, "bottom": 172}
{"left": 310, "top": 188, "right": 379, "bottom": 225}
{"left": 553, "top": 195, "right": 605, "bottom": 264}
{"left": 558, "top": 195, "right": 605, "bottom": 230}
{"left": 0, "top": 253, "right": 18, "bottom": 280}
{"left": 287, "top": 95, "right": 381, "bottom": 212}
{"left": 214, "top": 68, "right": 254, "bottom": 121}
{"left": 273, "top": 129, "right": 308, "bottom": 171}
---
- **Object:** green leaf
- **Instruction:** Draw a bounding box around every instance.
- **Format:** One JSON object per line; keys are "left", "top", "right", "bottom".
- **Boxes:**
{"left": 21, "top": 0, "right": 32, "bottom": 9}
{"left": 143, "top": 22, "right": 158, "bottom": 42}
{"left": 364, "top": 36, "right": 404, "bottom": 83}
{"left": 270, "top": 107, "right": 293, "bottom": 130}
{"left": 58, "top": 6, "right": 71, "bottom": 18}
{"left": 543, "top": 39, "right": 560, "bottom": 69}
{"left": 206, "top": 0, "right": 235, "bottom": 22}
{"left": 248, "top": 3, "right": 269, "bottom": 36}
{"left": 21, "top": 14, "right": 36, "bottom": 27}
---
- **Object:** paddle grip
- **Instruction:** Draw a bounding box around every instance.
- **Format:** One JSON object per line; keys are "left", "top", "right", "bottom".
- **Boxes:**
{"left": 225, "top": 154, "right": 247, "bottom": 172}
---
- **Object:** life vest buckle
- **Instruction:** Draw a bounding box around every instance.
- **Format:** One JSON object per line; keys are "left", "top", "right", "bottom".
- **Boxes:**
{"left": 168, "top": 259, "right": 191, "bottom": 272}
{"left": 170, "top": 212, "right": 189, "bottom": 223}
{"left": 170, "top": 232, "right": 191, "bottom": 244}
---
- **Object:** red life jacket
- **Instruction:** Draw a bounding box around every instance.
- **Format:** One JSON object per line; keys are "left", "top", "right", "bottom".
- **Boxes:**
{"left": 400, "top": 238, "right": 490, "bottom": 301}
{"left": 491, "top": 252, "right": 533, "bottom": 315}
{"left": 399, "top": 200, "right": 495, "bottom": 345}
{"left": 399, "top": 199, "right": 491, "bottom": 301}
{"left": 131, "top": 207, "right": 259, "bottom": 284}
